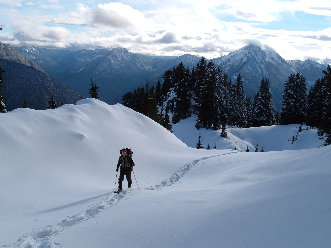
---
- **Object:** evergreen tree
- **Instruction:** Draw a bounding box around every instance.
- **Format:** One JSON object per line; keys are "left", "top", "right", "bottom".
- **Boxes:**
{"left": 218, "top": 73, "right": 232, "bottom": 127}
{"left": 144, "top": 83, "right": 160, "bottom": 123}
{"left": 232, "top": 74, "right": 247, "bottom": 127}
{"left": 321, "top": 65, "right": 331, "bottom": 144}
{"left": 161, "top": 69, "right": 174, "bottom": 100}
{"left": 155, "top": 80, "right": 163, "bottom": 107}
{"left": 196, "top": 135, "right": 203, "bottom": 149}
{"left": 123, "top": 82, "right": 160, "bottom": 124}
{"left": 252, "top": 78, "right": 276, "bottom": 126}
{"left": 207, "top": 144, "right": 211, "bottom": 150}
{"left": 161, "top": 105, "right": 172, "bottom": 131}
{"left": 48, "top": 96, "right": 57, "bottom": 109}
{"left": 307, "top": 65, "right": 331, "bottom": 144}
{"left": 244, "top": 97, "right": 253, "bottom": 127}
{"left": 122, "top": 91, "right": 134, "bottom": 109}
{"left": 281, "top": 73, "right": 307, "bottom": 124}
{"left": 172, "top": 63, "right": 192, "bottom": 123}
{"left": 307, "top": 81, "right": 323, "bottom": 126}
{"left": 192, "top": 57, "right": 208, "bottom": 114}
{"left": 0, "top": 58, "right": 6, "bottom": 113}
{"left": 195, "top": 60, "right": 222, "bottom": 129}
{"left": 89, "top": 78, "right": 99, "bottom": 99}
{"left": 23, "top": 99, "right": 29, "bottom": 108}
{"left": 0, "top": 95, "right": 5, "bottom": 113}
{"left": 274, "top": 111, "right": 280, "bottom": 125}
{"left": 246, "top": 146, "right": 250, "bottom": 152}
{"left": 220, "top": 123, "right": 227, "bottom": 138}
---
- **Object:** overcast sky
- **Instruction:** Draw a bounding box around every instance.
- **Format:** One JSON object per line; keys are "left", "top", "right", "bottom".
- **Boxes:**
{"left": 0, "top": 0, "right": 330, "bottom": 62}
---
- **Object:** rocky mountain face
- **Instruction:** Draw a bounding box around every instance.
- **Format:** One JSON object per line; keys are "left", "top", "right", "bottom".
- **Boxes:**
{"left": 17, "top": 44, "right": 328, "bottom": 110}
{"left": 213, "top": 45, "right": 293, "bottom": 109}
{"left": 288, "top": 59, "right": 326, "bottom": 86}
{"left": 0, "top": 43, "right": 82, "bottom": 111}
{"left": 18, "top": 46, "right": 201, "bottom": 103}
{"left": 213, "top": 44, "right": 327, "bottom": 109}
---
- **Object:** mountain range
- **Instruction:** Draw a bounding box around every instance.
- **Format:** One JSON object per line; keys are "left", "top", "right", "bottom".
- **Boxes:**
{"left": 0, "top": 42, "right": 82, "bottom": 111}
{"left": 1, "top": 43, "right": 328, "bottom": 111}
{"left": 18, "top": 44, "right": 328, "bottom": 110}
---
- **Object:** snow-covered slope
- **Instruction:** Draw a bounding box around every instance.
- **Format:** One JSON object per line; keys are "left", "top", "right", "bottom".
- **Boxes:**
{"left": 1, "top": 99, "right": 330, "bottom": 248}
{"left": 172, "top": 115, "right": 324, "bottom": 151}
{"left": 57, "top": 147, "right": 331, "bottom": 248}
{"left": 0, "top": 99, "right": 209, "bottom": 245}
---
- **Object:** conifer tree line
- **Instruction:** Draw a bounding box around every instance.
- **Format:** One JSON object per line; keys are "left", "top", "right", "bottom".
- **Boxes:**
{"left": 123, "top": 59, "right": 330, "bottom": 144}
{"left": 306, "top": 65, "right": 331, "bottom": 144}
{"left": 280, "top": 66, "right": 331, "bottom": 144}
{"left": 0, "top": 57, "right": 7, "bottom": 113}
{"left": 0, "top": 27, "right": 6, "bottom": 113}
{"left": 123, "top": 58, "right": 277, "bottom": 131}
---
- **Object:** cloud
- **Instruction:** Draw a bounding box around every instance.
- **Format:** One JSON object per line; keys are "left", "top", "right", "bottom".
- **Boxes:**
{"left": 244, "top": 39, "right": 265, "bottom": 49}
{"left": 302, "top": 35, "right": 331, "bottom": 41}
{"left": 1, "top": 0, "right": 331, "bottom": 62}
{"left": 0, "top": 0, "right": 23, "bottom": 7}
{"left": 43, "top": 27, "right": 71, "bottom": 40}
{"left": 92, "top": 8, "right": 132, "bottom": 28}
{"left": 91, "top": 3, "right": 145, "bottom": 28}
{"left": 235, "top": 11, "right": 257, "bottom": 20}
{"left": 51, "top": 2, "right": 147, "bottom": 30}
{"left": 155, "top": 32, "right": 177, "bottom": 44}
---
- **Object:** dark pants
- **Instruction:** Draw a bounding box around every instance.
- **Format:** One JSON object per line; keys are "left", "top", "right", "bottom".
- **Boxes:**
{"left": 118, "top": 167, "right": 132, "bottom": 190}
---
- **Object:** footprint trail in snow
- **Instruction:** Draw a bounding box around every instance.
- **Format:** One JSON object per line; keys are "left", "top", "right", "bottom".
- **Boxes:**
{"left": 7, "top": 152, "right": 235, "bottom": 248}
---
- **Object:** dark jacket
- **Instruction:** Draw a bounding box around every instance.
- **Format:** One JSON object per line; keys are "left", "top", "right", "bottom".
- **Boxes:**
{"left": 116, "top": 155, "right": 135, "bottom": 171}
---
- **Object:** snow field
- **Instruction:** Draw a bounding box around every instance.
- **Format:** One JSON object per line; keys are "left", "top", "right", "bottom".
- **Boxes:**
{"left": 0, "top": 99, "right": 218, "bottom": 245}
{"left": 0, "top": 99, "right": 330, "bottom": 248}
{"left": 57, "top": 147, "right": 331, "bottom": 248}
{"left": 172, "top": 115, "right": 324, "bottom": 151}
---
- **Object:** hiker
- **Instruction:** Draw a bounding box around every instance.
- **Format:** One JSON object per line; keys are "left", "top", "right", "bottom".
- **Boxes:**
{"left": 116, "top": 148, "right": 135, "bottom": 193}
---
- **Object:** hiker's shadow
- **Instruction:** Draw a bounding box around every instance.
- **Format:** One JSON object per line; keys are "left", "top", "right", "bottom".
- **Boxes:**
{"left": 35, "top": 192, "right": 111, "bottom": 215}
